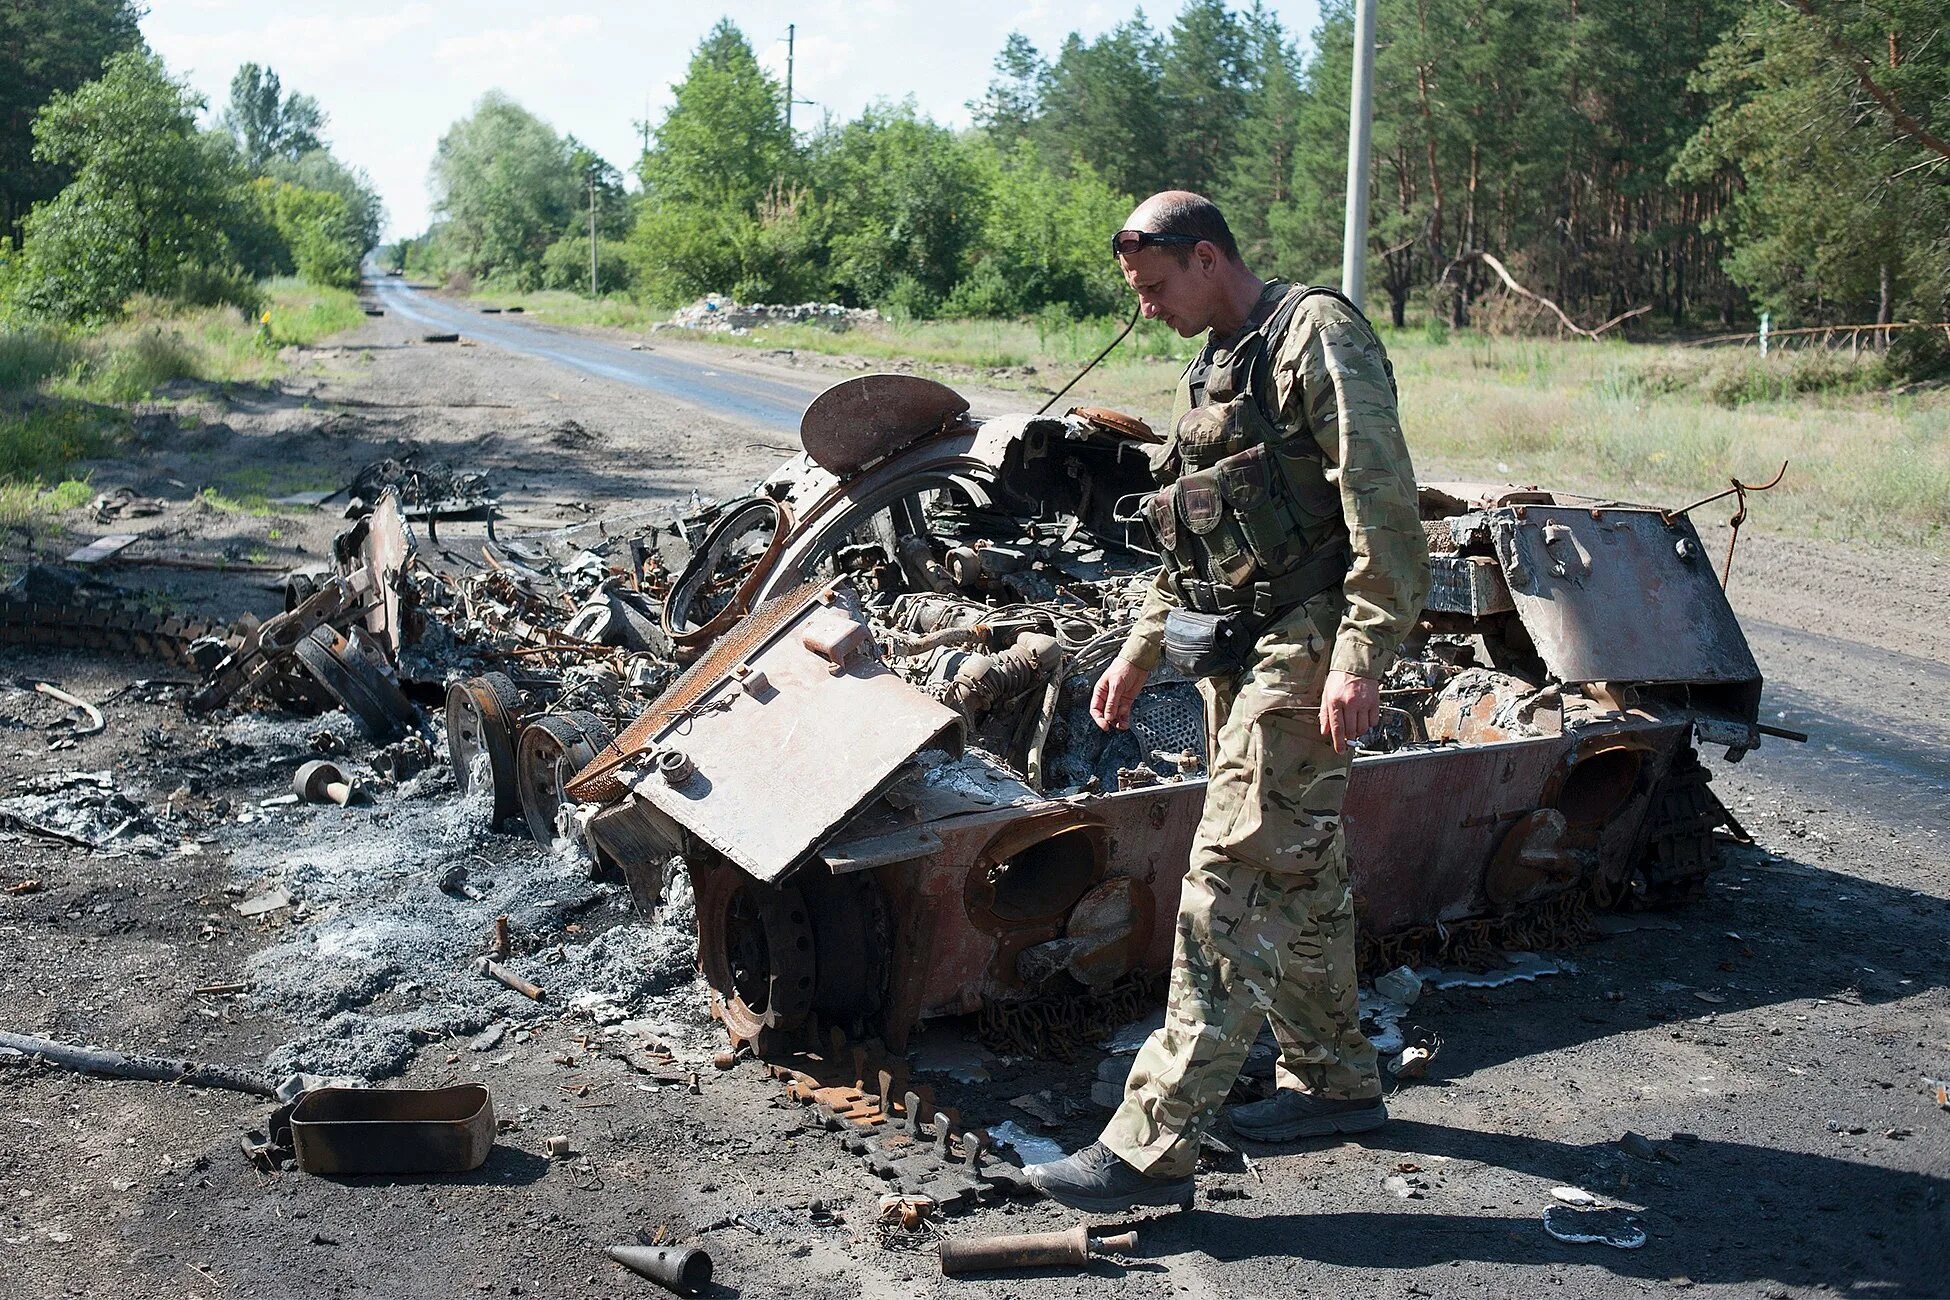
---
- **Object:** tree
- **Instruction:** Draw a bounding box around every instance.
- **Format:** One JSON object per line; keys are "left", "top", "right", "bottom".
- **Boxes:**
{"left": 1033, "top": 19, "right": 1166, "bottom": 200}
{"left": 1677, "top": 0, "right": 1949, "bottom": 331}
{"left": 13, "top": 50, "right": 243, "bottom": 320}
{"left": 0, "top": 0, "right": 144, "bottom": 243}
{"left": 1219, "top": 13, "right": 1309, "bottom": 272}
{"left": 251, "top": 178, "right": 361, "bottom": 288}
{"left": 429, "top": 92, "right": 579, "bottom": 286}
{"left": 1160, "top": 0, "right": 1253, "bottom": 194}
{"left": 266, "top": 148, "right": 383, "bottom": 256}
{"left": 808, "top": 103, "right": 986, "bottom": 314}
{"left": 948, "top": 141, "right": 1133, "bottom": 318}
{"left": 970, "top": 33, "right": 1046, "bottom": 149}
{"left": 221, "top": 63, "right": 325, "bottom": 172}
{"left": 639, "top": 20, "right": 792, "bottom": 211}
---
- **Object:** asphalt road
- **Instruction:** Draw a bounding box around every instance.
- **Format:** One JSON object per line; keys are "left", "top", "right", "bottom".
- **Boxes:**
{"left": 368, "top": 275, "right": 820, "bottom": 432}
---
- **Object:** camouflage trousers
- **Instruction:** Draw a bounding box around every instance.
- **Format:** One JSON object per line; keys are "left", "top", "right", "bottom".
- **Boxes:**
{"left": 1101, "top": 604, "right": 1377, "bottom": 1178}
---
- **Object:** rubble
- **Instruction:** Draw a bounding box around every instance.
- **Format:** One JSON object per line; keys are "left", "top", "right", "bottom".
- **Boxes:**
{"left": 655, "top": 294, "right": 881, "bottom": 336}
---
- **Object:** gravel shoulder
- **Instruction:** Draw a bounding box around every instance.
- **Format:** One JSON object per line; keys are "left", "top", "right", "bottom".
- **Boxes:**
{"left": 2, "top": 300, "right": 1945, "bottom": 1300}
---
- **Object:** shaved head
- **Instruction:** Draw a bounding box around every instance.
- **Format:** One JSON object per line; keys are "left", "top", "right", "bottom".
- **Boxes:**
{"left": 1125, "top": 191, "right": 1241, "bottom": 264}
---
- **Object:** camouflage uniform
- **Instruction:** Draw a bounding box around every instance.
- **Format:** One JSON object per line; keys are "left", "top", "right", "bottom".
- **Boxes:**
{"left": 1101, "top": 283, "right": 1429, "bottom": 1179}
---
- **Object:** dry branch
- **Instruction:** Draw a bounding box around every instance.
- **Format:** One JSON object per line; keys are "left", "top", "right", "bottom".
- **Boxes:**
{"left": 1440, "top": 250, "right": 1651, "bottom": 339}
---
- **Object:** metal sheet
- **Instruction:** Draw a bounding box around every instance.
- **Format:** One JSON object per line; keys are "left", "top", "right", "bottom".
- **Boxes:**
{"left": 625, "top": 582, "right": 964, "bottom": 882}
{"left": 1490, "top": 505, "right": 1760, "bottom": 686}
{"left": 799, "top": 374, "right": 970, "bottom": 477}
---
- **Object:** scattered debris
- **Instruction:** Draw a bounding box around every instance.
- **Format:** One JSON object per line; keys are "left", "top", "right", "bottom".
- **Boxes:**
{"left": 545, "top": 1134, "right": 572, "bottom": 1158}
{"left": 877, "top": 1192, "right": 936, "bottom": 1229}
{"left": 937, "top": 1224, "right": 1138, "bottom": 1276}
{"left": 606, "top": 1243, "right": 712, "bottom": 1296}
{"left": 987, "top": 1120, "right": 1065, "bottom": 1166}
{"left": 656, "top": 294, "right": 881, "bottom": 336}
{"left": 291, "top": 758, "right": 358, "bottom": 806}
{"left": 1417, "top": 952, "right": 1580, "bottom": 991}
{"left": 1543, "top": 1205, "right": 1648, "bottom": 1249}
{"left": 478, "top": 957, "right": 546, "bottom": 1002}
{"left": 233, "top": 886, "right": 293, "bottom": 918}
{"left": 288, "top": 1084, "right": 494, "bottom": 1174}
{"left": 0, "top": 1030, "right": 279, "bottom": 1096}
{"left": 30, "top": 682, "right": 104, "bottom": 736}
{"left": 1373, "top": 965, "right": 1424, "bottom": 1005}
{"left": 1551, "top": 1186, "right": 1600, "bottom": 1206}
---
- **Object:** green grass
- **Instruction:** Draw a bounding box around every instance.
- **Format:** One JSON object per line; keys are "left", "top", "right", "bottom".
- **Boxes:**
{"left": 0, "top": 477, "right": 91, "bottom": 528}
{"left": 0, "top": 278, "right": 363, "bottom": 527}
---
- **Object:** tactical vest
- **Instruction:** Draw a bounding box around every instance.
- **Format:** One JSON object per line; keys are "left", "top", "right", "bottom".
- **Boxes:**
{"left": 1142, "top": 284, "right": 1388, "bottom": 618}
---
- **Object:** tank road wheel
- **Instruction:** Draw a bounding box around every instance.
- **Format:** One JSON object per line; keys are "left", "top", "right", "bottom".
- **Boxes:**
{"left": 517, "top": 711, "right": 614, "bottom": 847}
{"left": 292, "top": 625, "right": 418, "bottom": 741}
{"left": 694, "top": 857, "right": 815, "bottom": 1055}
{"left": 446, "top": 672, "right": 523, "bottom": 829}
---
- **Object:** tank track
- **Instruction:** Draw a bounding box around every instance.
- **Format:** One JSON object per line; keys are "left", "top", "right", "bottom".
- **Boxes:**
{"left": 0, "top": 590, "right": 224, "bottom": 672}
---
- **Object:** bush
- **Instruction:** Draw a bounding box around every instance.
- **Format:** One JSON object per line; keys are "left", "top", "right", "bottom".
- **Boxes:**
{"left": 169, "top": 263, "right": 264, "bottom": 314}
{"left": 1886, "top": 326, "right": 1950, "bottom": 383}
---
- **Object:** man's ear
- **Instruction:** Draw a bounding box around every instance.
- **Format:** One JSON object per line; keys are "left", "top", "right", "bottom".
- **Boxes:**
{"left": 1196, "top": 242, "right": 1221, "bottom": 276}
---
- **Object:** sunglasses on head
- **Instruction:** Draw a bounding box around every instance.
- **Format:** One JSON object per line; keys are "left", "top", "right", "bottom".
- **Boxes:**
{"left": 1109, "top": 229, "right": 1204, "bottom": 257}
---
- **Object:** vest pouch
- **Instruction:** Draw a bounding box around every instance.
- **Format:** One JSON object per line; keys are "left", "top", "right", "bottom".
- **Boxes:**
{"left": 1162, "top": 607, "right": 1258, "bottom": 679}
{"left": 1175, "top": 397, "right": 1257, "bottom": 471}
{"left": 1216, "top": 444, "right": 1306, "bottom": 576}
{"left": 1177, "top": 469, "right": 1256, "bottom": 586}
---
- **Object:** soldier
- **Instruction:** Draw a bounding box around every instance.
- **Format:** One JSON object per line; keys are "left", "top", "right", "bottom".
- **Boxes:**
{"left": 1025, "top": 191, "right": 1430, "bottom": 1212}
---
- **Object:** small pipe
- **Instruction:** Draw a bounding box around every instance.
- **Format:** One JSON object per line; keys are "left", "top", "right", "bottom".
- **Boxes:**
{"left": 477, "top": 958, "right": 544, "bottom": 1002}
{"left": 606, "top": 1243, "right": 713, "bottom": 1295}
{"left": 938, "top": 1224, "right": 1140, "bottom": 1276}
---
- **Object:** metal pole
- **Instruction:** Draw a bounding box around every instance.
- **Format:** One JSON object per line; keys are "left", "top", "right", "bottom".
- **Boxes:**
{"left": 1341, "top": 0, "right": 1377, "bottom": 310}
{"left": 588, "top": 180, "right": 597, "bottom": 297}
{"left": 785, "top": 23, "right": 796, "bottom": 136}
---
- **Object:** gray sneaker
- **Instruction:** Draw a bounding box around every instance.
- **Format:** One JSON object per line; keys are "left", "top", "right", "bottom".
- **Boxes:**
{"left": 1024, "top": 1140, "right": 1195, "bottom": 1213}
{"left": 1227, "top": 1089, "right": 1388, "bottom": 1141}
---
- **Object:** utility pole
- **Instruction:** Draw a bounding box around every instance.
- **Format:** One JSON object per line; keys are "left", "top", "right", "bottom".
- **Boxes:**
{"left": 1341, "top": 0, "right": 1377, "bottom": 311}
{"left": 781, "top": 25, "right": 813, "bottom": 135}
{"left": 588, "top": 178, "right": 598, "bottom": 297}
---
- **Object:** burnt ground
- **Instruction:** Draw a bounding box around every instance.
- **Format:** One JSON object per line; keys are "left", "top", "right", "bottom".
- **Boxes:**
{"left": 1, "top": 289, "right": 1946, "bottom": 1300}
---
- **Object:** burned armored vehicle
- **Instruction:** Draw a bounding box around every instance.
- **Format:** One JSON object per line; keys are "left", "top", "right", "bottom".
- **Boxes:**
{"left": 534, "top": 375, "right": 1764, "bottom": 1055}
{"left": 113, "top": 372, "right": 1761, "bottom": 1060}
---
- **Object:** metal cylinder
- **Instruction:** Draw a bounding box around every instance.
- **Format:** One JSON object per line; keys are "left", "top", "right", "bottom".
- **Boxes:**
{"left": 606, "top": 1243, "right": 713, "bottom": 1295}
{"left": 938, "top": 1223, "right": 1091, "bottom": 1275}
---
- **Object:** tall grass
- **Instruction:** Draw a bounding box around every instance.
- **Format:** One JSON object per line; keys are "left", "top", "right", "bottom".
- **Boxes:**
{"left": 1, "top": 279, "right": 364, "bottom": 523}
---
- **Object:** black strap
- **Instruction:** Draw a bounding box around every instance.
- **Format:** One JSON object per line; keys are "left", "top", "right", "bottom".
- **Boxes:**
{"left": 1178, "top": 540, "right": 1352, "bottom": 618}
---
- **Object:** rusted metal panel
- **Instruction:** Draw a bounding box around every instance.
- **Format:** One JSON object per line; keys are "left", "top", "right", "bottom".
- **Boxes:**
{"left": 1491, "top": 505, "right": 1760, "bottom": 687}
{"left": 623, "top": 581, "right": 964, "bottom": 883}
{"left": 1343, "top": 736, "right": 1574, "bottom": 933}
{"left": 799, "top": 375, "right": 971, "bottom": 476}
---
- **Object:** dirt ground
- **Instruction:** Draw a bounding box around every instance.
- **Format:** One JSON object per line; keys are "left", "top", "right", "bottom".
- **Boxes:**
{"left": 2, "top": 292, "right": 1946, "bottom": 1300}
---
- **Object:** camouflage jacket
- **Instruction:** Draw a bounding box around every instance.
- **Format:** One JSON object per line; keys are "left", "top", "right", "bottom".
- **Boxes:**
{"left": 1119, "top": 283, "right": 1429, "bottom": 682}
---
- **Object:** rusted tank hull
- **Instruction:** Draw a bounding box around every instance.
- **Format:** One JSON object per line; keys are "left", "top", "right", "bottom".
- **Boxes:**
{"left": 805, "top": 714, "right": 1693, "bottom": 1038}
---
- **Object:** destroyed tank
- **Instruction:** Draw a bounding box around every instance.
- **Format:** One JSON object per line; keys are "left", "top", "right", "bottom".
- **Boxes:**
{"left": 546, "top": 376, "right": 1764, "bottom": 1055}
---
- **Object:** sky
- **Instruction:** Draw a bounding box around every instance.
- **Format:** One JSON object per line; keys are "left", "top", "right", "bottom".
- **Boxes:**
{"left": 141, "top": 0, "right": 1327, "bottom": 242}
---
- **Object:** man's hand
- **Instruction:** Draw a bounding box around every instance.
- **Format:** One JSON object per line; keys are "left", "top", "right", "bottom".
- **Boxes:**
{"left": 1318, "top": 670, "right": 1379, "bottom": 753}
{"left": 1091, "top": 658, "right": 1151, "bottom": 732}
